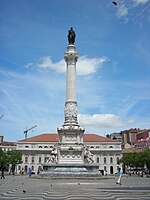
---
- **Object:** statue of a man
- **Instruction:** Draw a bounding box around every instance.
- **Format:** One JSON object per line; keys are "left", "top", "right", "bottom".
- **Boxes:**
{"left": 68, "top": 27, "right": 76, "bottom": 44}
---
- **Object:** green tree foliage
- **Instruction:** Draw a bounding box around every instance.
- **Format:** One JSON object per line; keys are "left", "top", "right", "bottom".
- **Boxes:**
{"left": 141, "top": 148, "right": 150, "bottom": 169}
{"left": 0, "top": 149, "right": 9, "bottom": 166}
{"left": 7, "top": 150, "right": 22, "bottom": 165}
{"left": 0, "top": 149, "right": 22, "bottom": 169}
{"left": 118, "top": 148, "right": 150, "bottom": 169}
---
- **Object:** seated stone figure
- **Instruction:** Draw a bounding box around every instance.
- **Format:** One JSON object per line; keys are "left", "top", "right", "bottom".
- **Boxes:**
{"left": 47, "top": 146, "right": 58, "bottom": 163}
{"left": 84, "top": 146, "right": 94, "bottom": 163}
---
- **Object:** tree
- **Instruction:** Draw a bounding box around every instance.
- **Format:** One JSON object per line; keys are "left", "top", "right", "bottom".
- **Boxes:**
{"left": 118, "top": 148, "right": 150, "bottom": 170}
{"left": 118, "top": 150, "right": 150, "bottom": 169}
{"left": 0, "top": 149, "right": 9, "bottom": 167}
{"left": 142, "top": 148, "right": 150, "bottom": 169}
{"left": 7, "top": 150, "right": 22, "bottom": 174}
{"left": 0, "top": 149, "right": 22, "bottom": 174}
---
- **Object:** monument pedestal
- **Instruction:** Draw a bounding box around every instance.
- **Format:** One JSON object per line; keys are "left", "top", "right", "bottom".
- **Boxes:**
{"left": 57, "top": 125, "right": 85, "bottom": 164}
{"left": 41, "top": 163, "right": 101, "bottom": 177}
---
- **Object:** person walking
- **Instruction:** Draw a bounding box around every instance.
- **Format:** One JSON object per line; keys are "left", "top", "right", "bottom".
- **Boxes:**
{"left": 116, "top": 167, "right": 122, "bottom": 185}
{"left": 1, "top": 165, "right": 5, "bottom": 179}
{"left": 28, "top": 167, "right": 32, "bottom": 177}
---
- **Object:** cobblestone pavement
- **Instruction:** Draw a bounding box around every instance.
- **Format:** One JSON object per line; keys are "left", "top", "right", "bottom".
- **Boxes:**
{"left": 0, "top": 175, "right": 150, "bottom": 199}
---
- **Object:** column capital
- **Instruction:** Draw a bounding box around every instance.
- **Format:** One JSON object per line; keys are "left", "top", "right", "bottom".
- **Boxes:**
{"left": 64, "top": 44, "right": 78, "bottom": 63}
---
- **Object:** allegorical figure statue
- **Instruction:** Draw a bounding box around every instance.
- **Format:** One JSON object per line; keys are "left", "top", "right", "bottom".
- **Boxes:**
{"left": 68, "top": 27, "right": 76, "bottom": 44}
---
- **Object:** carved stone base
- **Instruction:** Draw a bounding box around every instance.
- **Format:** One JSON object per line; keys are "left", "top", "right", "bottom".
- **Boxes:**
{"left": 57, "top": 143, "right": 85, "bottom": 164}
{"left": 40, "top": 163, "right": 101, "bottom": 177}
{"left": 57, "top": 125, "right": 85, "bottom": 144}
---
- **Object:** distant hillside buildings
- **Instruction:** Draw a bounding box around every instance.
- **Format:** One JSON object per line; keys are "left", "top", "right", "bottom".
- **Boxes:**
{"left": 106, "top": 128, "right": 150, "bottom": 150}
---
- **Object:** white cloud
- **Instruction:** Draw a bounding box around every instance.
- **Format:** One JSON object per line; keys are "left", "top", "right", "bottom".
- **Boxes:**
{"left": 133, "top": 0, "right": 150, "bottom": 5}
{"left": 36, "top": 55, "right": 109, "bottom": 75}
{"left": 37, "top": 56, "right": 65, "bottom": 73}
{"left": 117, "top": 4, "right": 128, "bottom": 18}
{"left": 77, "top": 56, "right": 109, "bottom": 75}
{"left": 78, "top": 114, "right": 135, "bottom": 128}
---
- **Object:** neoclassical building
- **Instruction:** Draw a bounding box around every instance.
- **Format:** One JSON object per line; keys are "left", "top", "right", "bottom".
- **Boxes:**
{"left": 16, "top": 133, "right": 122, "bottom": 175}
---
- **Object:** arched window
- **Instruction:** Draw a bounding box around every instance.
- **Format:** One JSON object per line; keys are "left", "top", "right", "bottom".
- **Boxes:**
{"left": 24, "top": 165, "right": 28, "bottom": 173}
{"left": 39, "top": 157, "right": 41, "bottom": 163}
{"left": 44, "top": 157, "right": 47, "bottom": 163}
{"left": 109, "top": 146, "right": 113, "bottom": 148}
{"left": 110, "top": 157, "right": 113, "bottom": 164}
{"left": 117, "top": 157, "right": 119, "bottom": 164}
{"left": 104, "top": 157, "right": 106, "bottom": 164}
{"left": 31, "top": 166, "right": 34, "bottom": 171}
{"left": 96, "top": 146, "right": 99, "bottom": 148}
{"left": 97, "top": 157, "right": 99, "bottom": 163}
{"left": 31, "top": 157, "right": 34, "bottom": 163}
{"left": 44, "top": 146, "right": 48, "bottom": 148}
{"left": 90, "top": 146, "right": 94, "bottom": 148}
{"left": 39, "top": 146, "right": 42, "bottom": 148}
{"left": 25, "top": 156, "right": 28, "bottom": 163}
{"left": 25, "top": 146, "right": 29, "bottom": 148}
{"left": 110, "top": 166, "right": 113, "bottom": 174}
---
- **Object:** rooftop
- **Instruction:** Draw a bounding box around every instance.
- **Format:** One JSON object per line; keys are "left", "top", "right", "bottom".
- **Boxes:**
{"left": 18, "top": 133, "right": 117, "bottom": 143}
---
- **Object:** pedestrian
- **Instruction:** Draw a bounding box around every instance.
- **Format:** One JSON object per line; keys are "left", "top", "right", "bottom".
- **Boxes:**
{"left": 28, "top": 167, "right": 32, "bottom": 177}
{"left": 116, "top": 167, "right": 122, "bottom": 185}
{"left": 104, "top": 170, "right": 107, "bottom": 176}
{"left": 21, "top": 167, "right": 24, "bottom": 175}
{"left": 1, "top": 165, "right": 5, "bottom": 179}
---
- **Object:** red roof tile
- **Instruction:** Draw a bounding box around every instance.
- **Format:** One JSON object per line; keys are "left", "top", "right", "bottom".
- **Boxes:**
{"left": 0, "top": 141, "right": 16, "bottom": 146}
{"left": 18, "top": 133, "right": 117, "bottom": 143}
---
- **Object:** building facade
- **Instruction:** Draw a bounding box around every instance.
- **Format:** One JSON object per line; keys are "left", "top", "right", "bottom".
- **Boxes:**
{"left": 16, "top": 133, "right": 122, "bottom": 175}
{"left": 0, "top": 135, "right": 16, "bottom": 151}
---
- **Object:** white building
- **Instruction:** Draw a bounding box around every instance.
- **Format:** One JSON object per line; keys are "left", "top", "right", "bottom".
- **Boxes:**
{"left": 16, "top": 133, "right": 122, "bottom": 175}
{"left": 0, "top": 135, "right": 16, "bottom": 151}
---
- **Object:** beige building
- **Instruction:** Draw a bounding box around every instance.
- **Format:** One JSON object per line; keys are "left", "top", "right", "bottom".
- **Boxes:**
{"left": 16, "top": 133, "right": 122, "bottom": 175}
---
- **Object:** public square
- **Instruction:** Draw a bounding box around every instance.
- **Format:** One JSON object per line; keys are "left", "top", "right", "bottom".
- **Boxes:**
{"left": 0, "top": 175, "right": 150, "bottom": 200}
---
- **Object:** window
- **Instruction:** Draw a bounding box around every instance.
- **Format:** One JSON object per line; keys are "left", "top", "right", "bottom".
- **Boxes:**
{"left": 31, "top": 166, "right": 34, "bottom": 171}
{"left": 31, "top": 157, "right": 34, "bottom": 163}
{"left": 117, "top": 157, "right": 119, "bottom": 164}
{"left": 96, "top": 146, "right": 99, "bottom": 148}
{"left": 25, "top": 146, "right": 29, "bottom": 148}
{"left": 18, "top": 166, "right": 21, "bottom": 170}
{"left": 109, "top": 146, "right": 113, "bottom": 148}
{"left": 90, "top": 146, "right": 94, "bottom": 148}
{"left": 110, "top": 166, "right": 114, "bottom": 174}
{"left": 39, "top": 146, "right": 42, "bottom": 148}
{"left": 110, "top": 157, "right": 113, "bottom": 164}
{"left": 25, "top": 156, "right": 28, "bottom": 163}
{"left": 25, "top": 165, "right": 28, "bottom": 173}
{"left": 44, "top": 157, "right": 47, "bottom": 163}
{"left": 97, "top": 157, "right": 99, "bottom": 163}
{"left": 44, "top": 146, "right": 48, "bottom": 148}
{"left": 39, "top": 157, "right": 41, "bottom": 163}
{"left": 104, "top": 157, "right": 106, "bottom": 164}
{"left": 104, "top": 166, "right": 107, "bottom": 171}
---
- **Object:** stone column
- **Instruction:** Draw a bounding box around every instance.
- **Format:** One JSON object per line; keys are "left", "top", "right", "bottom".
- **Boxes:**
{"left": 64, "top": 44, "right": 78, "bottom": 126}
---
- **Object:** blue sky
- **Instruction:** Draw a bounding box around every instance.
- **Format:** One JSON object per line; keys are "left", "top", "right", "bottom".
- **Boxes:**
{"left": 0, "top": 0, "right": 150, "bottom": 141}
